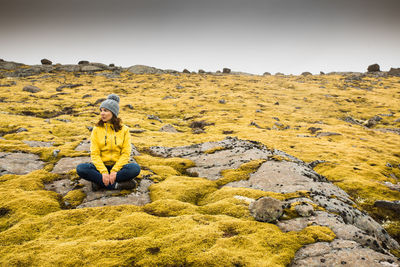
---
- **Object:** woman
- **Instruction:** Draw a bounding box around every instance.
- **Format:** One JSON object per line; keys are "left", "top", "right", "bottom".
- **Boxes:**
{"left": 76, "top": 94, "right": 140, "bottom": 191}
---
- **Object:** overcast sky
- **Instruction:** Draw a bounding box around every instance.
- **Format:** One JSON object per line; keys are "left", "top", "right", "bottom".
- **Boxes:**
{"left": 1, "top": 0, "right": 399, "bottom": 74}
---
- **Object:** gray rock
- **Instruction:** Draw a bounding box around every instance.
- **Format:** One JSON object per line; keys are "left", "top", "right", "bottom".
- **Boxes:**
{"left": 147, "top": 114, "right": 162, "bottom": 122}
{"left": 80, "top": 65, "right": 103, "bottom": 72}
{"left": 127, "top": 65, "right": 164, "bottom": 74}
{"left": 159, "top": 124, "right": 178, "bottom": 133}
{"left": 223, "top": 68, "right": 231, "bottom": 74}
{"left": 23, "top": 140, "right": 54, "bottom": 147}
{"left": 75, "top": 140, "right": 90, "bottom": 151}
{"left": 263, "top": 72, "right": 271, "bottom": 76}
{"left": 23, "top": 85, "right": 41, "bottom": 93}
{"left": 290, "top": 239, "right": 399, "bottom": 267}
{"left": 316, "top": 132, "right": 342, "bottom": 137}
{"left": 52, "top": 157, "right": 90, "bottom": 174}
{"left": 16, "top": 127, "right": 28, "bottom": 133}
{"left": 295, "top": 203, "right": 314, "bottom": 217}
{"left": 249, "top": 197, "right": 283, "bottom": 222}
{"left": 0, "top": 152, "right": 44, "bottom": 175}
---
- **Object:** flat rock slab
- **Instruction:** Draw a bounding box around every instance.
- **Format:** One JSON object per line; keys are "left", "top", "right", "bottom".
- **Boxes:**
{"left": 148, "top": 136, "right": 400, "bottom": 262}
{"left": 23, "top": 140, "right": 54, "bottom": 147}
{"left": 44, "top": 177, "right": 152, "bottom": 208}
{"left": 52, "top": 157, "right": 90, "bottom": 174}
{"left": 0, "top": 152, "right": 44, "bottom": 175}
{"left": 290, "top": 239, "right": 399, "bottom": 267}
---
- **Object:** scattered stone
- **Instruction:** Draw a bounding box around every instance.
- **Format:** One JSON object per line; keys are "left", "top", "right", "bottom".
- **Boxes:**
{"left": 316, "top": 132, "right": 342, "bottom": 137}
{"left": 86, "top": 126, "right": 93, "bottom": 132}
{"left": 367, "top": 64, "right": 380, "bottom": 72}
{"left": 219, "top": 99, "right": 226, "bottom": 104}
{"left": 16, "top": 127, "right": 28, "bottom": 133}
{"left": 0, "top": 152, "right": 44, "bottom": 175}
{"left": 147, "top": 115, "right": 162, "bottom": 122}
{"left": 308, "top": 127, "right": 322, "bottom": 134}
{"left": 78, "top": 60, "right": 89, "bottom": 65}
{"left": 109, "top": 63, "right": 115, "bottom": 67}
{"left": 198, "top": 69, "right": 205, "bottom": 74}
{"left": 301, "top": 72, "right": 312, "bottom": 76}
{"left": 82, "top": 94, "right": 92, "bottom": 99}
{"left": 274, "top": 102, "right": 279, "bottom": 105}
{"left": 75, "top": 140, "right": 90, "bottom": 151}
{"left": 189, "top": 120, "right": 214, "bottom": 130}
{"left": 374, "top": 200, "right": 400, "bottom": 212}
{"left": 125, "top": 104, "right": 134, "bottom": 109}
{"left": 222, "top": 130, "right": 234, "bottom": 134}
{"left": 176, "top": 84, "right": 184, "bottom": 89}
{"left": 250, "top": 121, "right": 262, "bottom": 128}
{"left": 223, "top": 68, "right": 231, "bottom": 74}
{"left": 275, "top": 72, "right": 284, "bottom": 76}
{"left": 129, "top": 129, "right": 145, "bottom": 134}
{"left": 41, "top": 59, "right": 52, "bottom": 65}
{"left": 23, "top": 85, "right": 41, "bottom": 93}
{"left": 365, "top": 115, "right": 382, "bottom": 128}
{"left": 56, "top": 84, "right": 83, "bottom": 91}
{"left": 295, "top": 202, "right": 314, "bottom": 217}
{"left": 249, "top": 197, "right": 283, "bottom": 222}
{"left": 52, "top": 157, "right": 90, "bottom": 174}
{"left": 159, "top": 124, "right": 178, "bottom": 133}
{"left": 263, "top": 72, "right": 271, "bottom": 76}
{"left": 320, "top": 71, "right": 325, "bottom": 75}
{"left": 183, "top": 69, "right": 190, "bottom": 74}
{"left": 382, "top": 182, "right": 400, "bottom": 192}
{"left": 52, "top": 149, "right": 60, "bottom": 158}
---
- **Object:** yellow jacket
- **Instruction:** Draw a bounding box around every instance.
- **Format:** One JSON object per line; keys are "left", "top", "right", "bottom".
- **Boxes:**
{"left": 90, "top": 123, "right": 131, "bottom": 174}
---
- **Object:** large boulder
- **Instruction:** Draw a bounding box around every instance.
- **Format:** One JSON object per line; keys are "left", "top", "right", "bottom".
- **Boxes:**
{"left": 127, "top": 65, "right": 164, "bottom": 74}
{"left": 41, "top": 59, "right": 52, "bottom": 65}
{"left": 388, "top": 68, "right": 400, "bottom": 77}
{"left": 23, "top": 85, "right": 41, "bottom": 93}
{"left": 367, "top": 63, "right": 380, "bottom": 72}
{"left": 249, "top": 197, "right": 284, "bottom": 222}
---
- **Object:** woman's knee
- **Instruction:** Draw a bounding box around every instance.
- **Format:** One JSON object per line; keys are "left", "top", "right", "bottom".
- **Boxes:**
{"left": 76, "top": 163, "right": 91, "bottom": 176}
{"left": 124, "top": 163, "right": 141, "bottom": 177}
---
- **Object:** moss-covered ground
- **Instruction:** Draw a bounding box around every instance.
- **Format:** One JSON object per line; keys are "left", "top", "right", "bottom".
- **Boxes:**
{"left": 0, "top": 70, "right": 399, "bottom": 265}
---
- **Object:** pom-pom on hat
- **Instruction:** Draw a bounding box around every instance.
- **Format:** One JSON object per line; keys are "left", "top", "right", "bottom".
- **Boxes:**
{"left": 100, "top": 94, "right": 120, "bottom": 117}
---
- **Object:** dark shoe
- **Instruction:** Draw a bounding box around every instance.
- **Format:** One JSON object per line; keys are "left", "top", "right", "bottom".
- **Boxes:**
{"left": 91, "top": 182, "right": 102, "bottom": 191}
{"left": 115, "top": 180, "right": 137, "bottom": 190}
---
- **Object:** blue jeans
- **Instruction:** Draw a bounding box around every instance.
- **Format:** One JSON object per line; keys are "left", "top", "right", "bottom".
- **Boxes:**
{"left": 76, "top": 163, "right": 141, "bottom": 190}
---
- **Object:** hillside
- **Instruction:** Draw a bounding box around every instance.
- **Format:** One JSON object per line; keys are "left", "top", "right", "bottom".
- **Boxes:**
{"left": 0, "top": 60, "right": 400, "bottom": 266}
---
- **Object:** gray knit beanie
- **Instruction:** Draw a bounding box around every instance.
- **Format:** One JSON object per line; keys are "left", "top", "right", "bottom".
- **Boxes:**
{"left": 100, "top": 94, "right": 120, "bottom": 117}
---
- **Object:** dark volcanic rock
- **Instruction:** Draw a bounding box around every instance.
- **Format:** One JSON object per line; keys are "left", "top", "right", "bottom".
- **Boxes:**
{"left": 41, "top": 59, "right": 52, "bottom": 65}
{"left": 23, "top": 85, "right": 41, "bottom": 93}
{"left": 388, "top": 67, "right": 400, "bottom": 77}
{"left": 78, "top": 60, "right": 89, "bottom": 65}
{"left": 367, "top": 64, "right": 380, "bottom": 72}
{"left": 223, "top": 68, "right": 231, "bottom": 74}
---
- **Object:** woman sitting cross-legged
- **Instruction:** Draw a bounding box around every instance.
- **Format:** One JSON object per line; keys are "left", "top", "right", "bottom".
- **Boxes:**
{"left": 76, "top": 94, "right": 140, "bottom": 191}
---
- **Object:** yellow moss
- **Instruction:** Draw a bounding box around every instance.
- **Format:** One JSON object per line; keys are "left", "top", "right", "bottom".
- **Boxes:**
{"left": 63, "top": 189, "right": 86, "bottom": 207}
{"left": 0, "top": 71, "right": 399, "bottom": 264}
{"left": 216, "top": 159, "right": 266, "bottom": 187}
{"left": 149, "top": 176, "right": 218, "bottom": 204}
{"left": 134, "top": 154, "right": 195, "bottom": 174}
{"left": 204, "top": 146, "right": 226, "bottom": 154}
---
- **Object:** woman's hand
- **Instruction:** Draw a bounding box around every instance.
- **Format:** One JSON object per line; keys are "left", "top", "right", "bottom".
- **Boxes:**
{"left": 102, "top": 173, "right": 110, "bottom": 186}
{"left": 109, "top": 172, "right": 117, "bottom": 185}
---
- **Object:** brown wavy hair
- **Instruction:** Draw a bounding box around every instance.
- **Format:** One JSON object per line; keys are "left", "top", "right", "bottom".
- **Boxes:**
{"left": 96, "top": 115, "right": 123, "bottom": 132}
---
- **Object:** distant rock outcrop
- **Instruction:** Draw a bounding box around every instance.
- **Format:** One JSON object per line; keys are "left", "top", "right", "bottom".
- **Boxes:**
{"left": 388, "top": 68, "right": 400, "bottom": 77}
{"left": 367, "top": 63, "right": 380, "bottom": 72}
{"left": 41, "top": 58, "right": 52, "bottom": 65}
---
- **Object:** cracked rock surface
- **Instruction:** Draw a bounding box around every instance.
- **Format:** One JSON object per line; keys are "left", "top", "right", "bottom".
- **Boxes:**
{"left": 148, "top": 136, "right": 400, "bottom": 265}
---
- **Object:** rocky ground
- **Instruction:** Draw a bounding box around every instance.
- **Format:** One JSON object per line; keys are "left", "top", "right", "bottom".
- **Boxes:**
{"left": 0, "top": 59, "right": 399, "bottom": 266}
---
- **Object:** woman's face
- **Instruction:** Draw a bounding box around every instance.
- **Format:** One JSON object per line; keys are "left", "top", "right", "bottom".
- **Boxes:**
{"left": 100, "top": 108, "right": 113, "bottom": 122}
